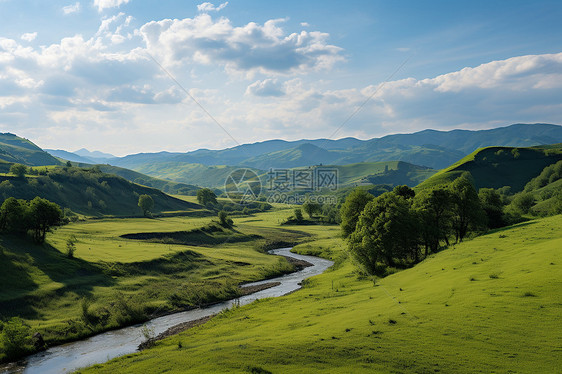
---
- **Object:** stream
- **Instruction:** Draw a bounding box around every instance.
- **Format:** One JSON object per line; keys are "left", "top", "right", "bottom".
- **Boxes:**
{"left": 2, "top": 248, "right": 333, "bottom": 374}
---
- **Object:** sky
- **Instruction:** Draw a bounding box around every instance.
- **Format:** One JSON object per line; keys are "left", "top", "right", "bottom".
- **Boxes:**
{"left": 0, "top": 0, "right": 561, "bottom": 156}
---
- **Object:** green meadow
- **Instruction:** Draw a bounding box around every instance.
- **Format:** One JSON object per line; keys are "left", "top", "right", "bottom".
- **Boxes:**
{"left": 79, "top": 215, "right": 562, "bottom": 373}
{"left": 0, "top": 205, "right": 322, "bottom": 359}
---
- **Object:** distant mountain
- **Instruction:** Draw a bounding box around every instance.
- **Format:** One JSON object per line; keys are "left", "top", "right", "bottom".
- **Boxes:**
{"left": 417, "top": 144, "right": 562, "bottom": 192}
{"left": 74, "top": 148, "right": 115, "bottom": 160}
{"left": 46, "top": 149, "right": 94, "bottom": 164}
{"left": 108, "top": 123, "right": 562, "bottom": 173}
{"left": 0, "top": 133, "right": 60, "bottom": 166}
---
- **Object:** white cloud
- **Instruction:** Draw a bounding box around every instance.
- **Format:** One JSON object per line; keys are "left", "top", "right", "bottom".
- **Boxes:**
{"left": 20, "top": 32, "right": 37, "bottom": 42}
{"left": 197, "top": 2, "right": 228, "bottom": 13}
{"left": 246, "top": 79, "right": 285, "bottom": 97}
{"left": 63, "top": 2, "right": 81, "bottom": 15}
{"left": 300, "top": 22, "right": 310, "bottom": 27}
{"left": 139, "top": 14, "right": 344, "bottom": 75}
{"left": 94, "top": 0, "right": 130, "bottom": 12}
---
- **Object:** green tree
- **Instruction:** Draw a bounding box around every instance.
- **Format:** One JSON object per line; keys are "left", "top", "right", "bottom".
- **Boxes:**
{"left": 302, "top": 201, "right": 321, "bottom": 219}
{"left": 479, "top": 188, "right": 505, "bottom": 229}
{"left": 27, "top": 197, "right": 63, "bottom": 243}
{"left": 393, "top": 185, "right": 415, "bottom": 199}
{"left": 0, "top": 197, "right": 28, "bottom": 233}
{"left": 218, "top": 210, "right": 233, "bottom": 227}
{"left": 294, "top": 208, "right": 303, "bottom": 221}
{"left": 349, "top": 192, "right": 419, "bottom": 275}
{"left": 9, "top": 163, "right": 27, "bottom": 178}
{"left": 511, "top": 192, "right": 535, "bottom": 215}
{"left": 66, "top": 161, "right": 72, "bottom": 167}
{"left": 196, "top": 188, "right": 217, "bottom": 206}
{"left": 413, "top": 187, "right": 453, "bottom": 256}
{"left": 138, "top": 194, "right": 154, "bottom": 217}
{"left": 340, "top": 188, "right": 374, "bottom": 238}
{"left": 449, "top": 175, "right": 485, "bottom": 242}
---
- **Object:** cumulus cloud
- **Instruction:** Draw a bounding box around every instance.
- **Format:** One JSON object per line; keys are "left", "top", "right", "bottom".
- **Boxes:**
{"left": 62, "top": 2, "right": 81, "bottom": 15}
{"left": 20, "top": 32, "right": 37, "bottom": 42}
{"left": 139, "top": 14, "right": 344, "bottom": 75}
{"left": 197, "top": 2, "right": 228, "bottom": 13}
{"left": 94, "top": 0, "right": 130, "bottom": 12}
{"left": 246, "top": 79, "right": 285, "bottom": 97}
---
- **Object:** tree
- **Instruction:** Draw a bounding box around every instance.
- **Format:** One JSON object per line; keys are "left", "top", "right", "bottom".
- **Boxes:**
{"left": 138, "top": 194, "right": 154, "bottom": 217}
{"left": 479, "top": 188, "right": 505, "bottom": 229}
{"left": 0, "top": 197, "right": 28, "bottom": 233}
{"left": 413, "top": 187, "right": 453, "bottom": 256}
{"left": 294, "top": 208, "right": 303, "bottom": 221}
{"left": 0, "top": 317, "right": 32, "bottom": 359}
{"left": 302, "top": 201, "right": 321, "bottom": 219}
{"left": 196, "top": 188, "right": 217, "bottom": 206}
{"left": 511, "top": 192, "right": 535, "bottom": 214}
{"left": 10, "top": 163, "right": 27, "bottom": 178}
{"left": 66, "top": 161, "right": 72, "bottom": 167}
{"left": 393, "top": 185, "right": 415, "bottom": 199}
{"left": 348, "top": 192, "right": 419, "bottom": 275}
{"left": 218, "top": 210, "right": 233, "bottom": 227}
{"left": 340, "top": 188, "right": 374, "bottom": 238}
{"left": 27, "top": 197, "right": 63, "bottom": 243}
{"left": 449, "top": 175, "right": 485, "bottom": 242}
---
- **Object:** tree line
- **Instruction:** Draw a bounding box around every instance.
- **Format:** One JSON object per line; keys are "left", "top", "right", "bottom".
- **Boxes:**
{"left": 0, "top": 197, "right": 63, "bottom": 243}
{"left": 340, "top": 173, "right": 510, "bottom": 275}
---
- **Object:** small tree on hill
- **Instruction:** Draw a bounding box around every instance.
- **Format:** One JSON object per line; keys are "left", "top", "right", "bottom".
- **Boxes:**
{"left": 10, "top": 163, "right": 27, "bottom": 178}
{"left": 138, "top": 194, "right": 154, "bottom": 217}
{"left": 449, "top": 174, "right": 485, "bottom": 242}
{"left": 218, "top": 210, "right": 233, "bottom": 228}
{"left": 302, "top": 201, "right": 321, "bottom": 219}
{"left": 27, "top": 197, "right": 63, "bottom": 243}
{"left": 0, "top": 197, "right": 28, "bottom": 233}
{"left": 294, "top": 208, "right": 303, "bottom": 222}
{"left": 197, "top": 188, "right": 217, "bottom": 206}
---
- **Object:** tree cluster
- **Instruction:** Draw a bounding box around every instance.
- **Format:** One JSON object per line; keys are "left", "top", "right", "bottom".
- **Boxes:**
{"left": 0, "top": 197, "right": 63, "bottom": 243}
{"left": 342, "top": 174, "right": 489, "bottom": 275}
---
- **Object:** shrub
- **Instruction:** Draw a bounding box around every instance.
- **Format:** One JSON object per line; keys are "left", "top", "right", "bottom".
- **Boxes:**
{"left": 0, "top": 317, "right": 33, "bottom": 359}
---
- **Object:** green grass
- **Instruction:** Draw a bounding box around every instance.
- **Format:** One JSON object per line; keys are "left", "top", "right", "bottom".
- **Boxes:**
{"left": 0, "top": 205, "right": 325, "bottom": 361}
{"left": 417, "top": 145, "right": 562, "bottom": 191}
{"left": 80, "top": 215, "right": 562, "bottom": 373}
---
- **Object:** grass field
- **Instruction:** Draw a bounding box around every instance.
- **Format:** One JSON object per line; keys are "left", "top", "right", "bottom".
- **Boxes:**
{"left": 0, "top": 205, "right": 331, "bottom": 360}
{"left": 79, "top": 215, "right": 562, "bottom": 373}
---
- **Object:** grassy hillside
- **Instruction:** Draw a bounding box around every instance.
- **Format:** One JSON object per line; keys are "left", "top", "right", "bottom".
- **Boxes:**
{"left": 0, "top": 166, "right": 198, "bottom": 216}
{"left": 417, "top": 145, "right": 562, "bottom": 191}
{"left": 80, "top": 215, "right": 562, "bottom": 374}
{"left": 131, "top": 162, "right": 264, "bottom": 188}
{"left": 0, "top": 206, "right": 310, "bottom": 362}
{"left": 0, "top": 133, "right": 60, "bottom": 166}
{"left": 95, "top": 165, "right": 200, "bottom": 195}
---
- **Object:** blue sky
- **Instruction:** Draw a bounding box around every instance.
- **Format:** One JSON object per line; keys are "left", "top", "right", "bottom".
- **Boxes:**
{"left": 0, "top": 0, "right": 561, "bottom": 155}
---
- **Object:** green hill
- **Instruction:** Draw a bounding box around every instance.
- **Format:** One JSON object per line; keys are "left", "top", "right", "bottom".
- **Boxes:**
{"left": 94, "top": 165, "right": 200, "bottom": 195}
{"left": 417, "top": 144, "right": 562, "bottom": 191}
{"left": 0, "top": 166, "right": 199, "bottom": 216}
{"left": 78, "top": 215, "right": 562, "bottom": 374}
{"left": 0, "top": 133, "right": 60, "bottom": 166}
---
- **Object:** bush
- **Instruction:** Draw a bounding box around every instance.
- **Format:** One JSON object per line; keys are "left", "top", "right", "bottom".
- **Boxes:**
{"left": 0, "top": 317, "right": 33, "bottom": 359}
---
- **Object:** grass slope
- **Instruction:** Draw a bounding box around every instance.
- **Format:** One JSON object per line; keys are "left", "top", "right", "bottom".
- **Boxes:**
{"left": 0, "top": 133, "right": 60, "bottom": 166}
{"left": 81, "top": 215, "right": 562, "bottom": 373}
{"left": 0, "top": 166, "right": 198, "bottom": 216}
{"left": 95, "top": 165, "right": 200, "bottom": 195}
{"left": 417, "top": 145, "right": 562, "bottom": 191}
{"left": 0, "top": 206, "right": 312, "bottom": 360}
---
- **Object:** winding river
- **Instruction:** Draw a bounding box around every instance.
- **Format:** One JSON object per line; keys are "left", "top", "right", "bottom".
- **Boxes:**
{"left": 2, "top": 248, "right": 333, "bottom": 374}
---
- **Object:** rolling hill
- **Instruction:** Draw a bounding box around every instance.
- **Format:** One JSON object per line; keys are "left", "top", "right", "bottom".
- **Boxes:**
{"left": 417, "top": 144, "right": 562, "bottom": 192}
{"left": 0, "top": 133, "right": 61, "bottom": 166}
{"left": 0, "top": 166, "right": 199, "bottom": 216}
